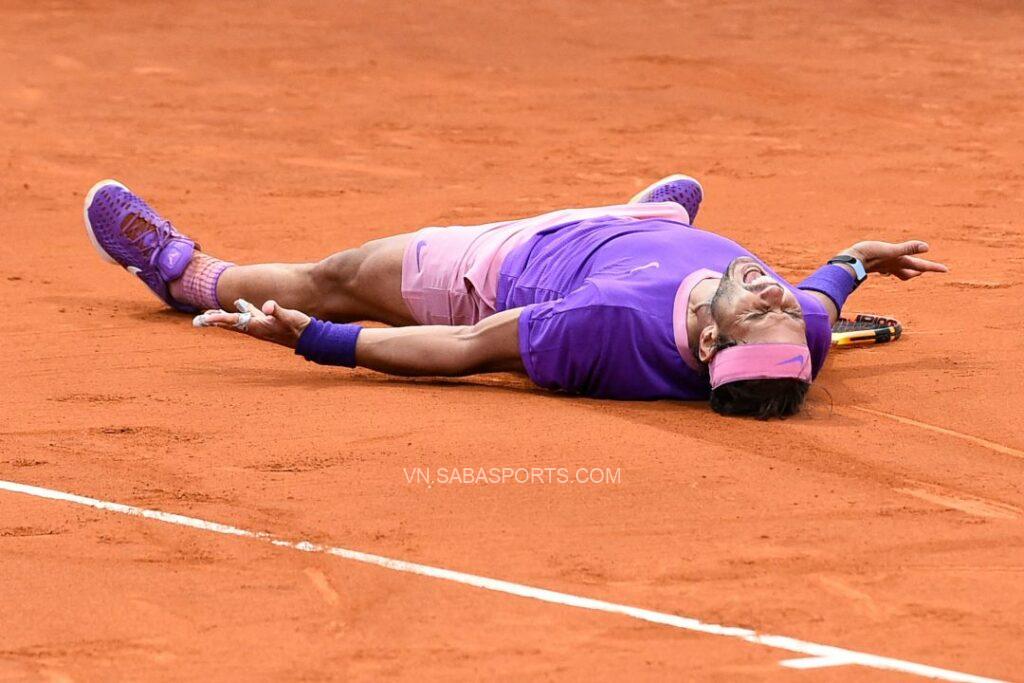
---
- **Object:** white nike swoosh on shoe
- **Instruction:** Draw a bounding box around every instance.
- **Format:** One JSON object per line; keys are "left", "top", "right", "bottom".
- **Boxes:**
{"left": 127, "top": 266, "right": 142, "bottom": 276}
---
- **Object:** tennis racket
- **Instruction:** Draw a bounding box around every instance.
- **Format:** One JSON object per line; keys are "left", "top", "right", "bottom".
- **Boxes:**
{"left": 831, "top": 313, "right": 903, "bottom": 347}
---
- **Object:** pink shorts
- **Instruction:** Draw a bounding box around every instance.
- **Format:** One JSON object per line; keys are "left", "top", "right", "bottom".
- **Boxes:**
{"left": 400, "top": 202, "right": 691, "bottom": 326}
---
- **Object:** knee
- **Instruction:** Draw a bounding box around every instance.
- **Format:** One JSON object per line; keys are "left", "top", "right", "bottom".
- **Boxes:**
{"left": 310, "top": 248, "right": 367, "bottom": 295}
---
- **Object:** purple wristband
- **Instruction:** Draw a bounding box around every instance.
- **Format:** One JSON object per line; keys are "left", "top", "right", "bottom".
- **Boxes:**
{"left": 798, "top": 264, "right": 857, "bottom": 313}
{"left": 295, "top": 318, "right": 362, "bottom": 367}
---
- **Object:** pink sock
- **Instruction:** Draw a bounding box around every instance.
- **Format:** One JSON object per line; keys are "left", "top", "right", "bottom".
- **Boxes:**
{"left": 175, "top": 252, "right": 234, "bottom": 310}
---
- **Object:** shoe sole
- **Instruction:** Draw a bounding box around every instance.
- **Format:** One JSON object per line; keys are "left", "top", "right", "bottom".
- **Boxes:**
{"left": 627, "top": 173, "right": 704, "bottom": 205}
{"left": 83, "top": 178, "right": 130, "bottom": 266}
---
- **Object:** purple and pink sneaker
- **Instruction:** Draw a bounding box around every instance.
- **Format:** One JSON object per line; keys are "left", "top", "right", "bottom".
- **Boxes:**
{"left": 628, "top": 174, "right": 703, "bottom": 224}
{"left": 83, "top": 179, "right": 198, "bottom": 312}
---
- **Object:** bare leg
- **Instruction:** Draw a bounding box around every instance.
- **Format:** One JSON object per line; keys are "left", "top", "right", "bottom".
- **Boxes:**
{"left": 170, "top": 233, "right": 417, "bottom": 326}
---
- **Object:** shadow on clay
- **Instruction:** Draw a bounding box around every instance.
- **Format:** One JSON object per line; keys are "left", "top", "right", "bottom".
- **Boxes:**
{"left": 184, "top": 363, "right": 544, "bottom": 397}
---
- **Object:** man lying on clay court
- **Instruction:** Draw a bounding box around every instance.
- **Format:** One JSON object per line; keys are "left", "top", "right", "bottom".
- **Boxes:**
{"left": 83, "top": 175, "right": 947, "bottom": 418}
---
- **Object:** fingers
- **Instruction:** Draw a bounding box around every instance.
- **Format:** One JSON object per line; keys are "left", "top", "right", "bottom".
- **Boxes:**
{"left": 262, "top": 299, "right": 311, "bottom": 330}
{"left": 896, "top": 240, "right": 929, "bottom": 255}
{"left": 897, "top": 255, "right": 949, "bottom": 273}
{"left": 233, "top": 298, "right": 257, "bottom": 330}
{"left": 260, "top": 299, "right": 289, "bottom": 319}
{"left": 235, "top": 298, "right": 257, "bottom": 314}
{"left": 193, "top": 309, "right": 240, "bottom": 329}
{"left": 192, "top": 299, "right": 310, "bottom": 347}
{"left": 193, "top": 299, "right": 261, "bottom": 332}
{"left": 193, "top": 309, "right": 226, "bottom": 328}
{"left": 193, "top": 310, "right": 248, "bottom": 329}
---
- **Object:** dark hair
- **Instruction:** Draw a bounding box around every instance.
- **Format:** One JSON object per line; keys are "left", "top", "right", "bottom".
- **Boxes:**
{"left": 710, "top": 378, "right": 809, "bottom": 419}
{"left": 705, "top": 338, "right": 809, "bottom": 419}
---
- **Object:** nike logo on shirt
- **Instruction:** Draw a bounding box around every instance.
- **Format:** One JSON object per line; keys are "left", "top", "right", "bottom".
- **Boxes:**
{"left": 628, "top": 261, "right": 660, "bottom": 275}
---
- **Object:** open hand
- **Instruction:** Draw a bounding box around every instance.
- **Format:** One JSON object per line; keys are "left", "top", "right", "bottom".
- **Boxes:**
{"left": 193, "top": 299, "right": 311, "bottom": 348}
{"left": 843, "top": 240, "right": 949, "bottom": 280}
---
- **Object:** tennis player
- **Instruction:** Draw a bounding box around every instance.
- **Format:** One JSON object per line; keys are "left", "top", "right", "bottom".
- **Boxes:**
{"left": 83, "top": 176, "right": 947, "bottom": 418}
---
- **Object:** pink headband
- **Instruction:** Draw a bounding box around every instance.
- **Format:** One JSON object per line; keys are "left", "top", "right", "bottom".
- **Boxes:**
{"left": 709, "top": 343, "right": 812, "bottom": 389}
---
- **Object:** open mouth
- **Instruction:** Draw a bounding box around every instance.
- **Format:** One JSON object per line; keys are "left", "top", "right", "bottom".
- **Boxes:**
{"left": 739, "top": 263, "right": 779, "bottom": 290}
{"left": 740, "top": 264, "right": 762, "bottom": 284}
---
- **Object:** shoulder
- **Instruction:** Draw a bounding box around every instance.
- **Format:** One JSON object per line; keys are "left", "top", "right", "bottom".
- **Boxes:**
{"left": 795, "top": 290, "right": 832, "bottom": 375}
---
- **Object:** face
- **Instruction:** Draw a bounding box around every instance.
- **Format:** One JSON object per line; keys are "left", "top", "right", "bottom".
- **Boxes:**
{"left": 699, "top": 256, "right": 807, "bottom": 362}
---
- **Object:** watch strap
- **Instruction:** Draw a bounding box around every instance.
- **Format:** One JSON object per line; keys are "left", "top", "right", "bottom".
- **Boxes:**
{"left": 828, "top": 255, "right": 867, "bottom": 285}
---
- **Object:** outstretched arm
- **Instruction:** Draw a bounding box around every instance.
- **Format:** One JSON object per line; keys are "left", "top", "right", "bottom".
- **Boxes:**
{"left": 800, "top": 240, "right": 948, "bottom": 324}
{"left": 195, "top": 300, "right": 525, "bottom": 376}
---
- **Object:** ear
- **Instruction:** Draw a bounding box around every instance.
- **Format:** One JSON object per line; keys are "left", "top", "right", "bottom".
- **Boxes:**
{"left": 697, "top": 324, "right": 719, "bottom": 363}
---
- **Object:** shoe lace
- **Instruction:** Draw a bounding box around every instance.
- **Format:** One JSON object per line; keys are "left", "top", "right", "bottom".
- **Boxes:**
{"left": 124, "top": 214, "right": 177, "bottom": 267}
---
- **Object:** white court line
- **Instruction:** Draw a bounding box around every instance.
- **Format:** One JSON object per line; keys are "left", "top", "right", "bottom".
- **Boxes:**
{"left": 0, "top": 478, "right": 1003, "bottom": 683}
{"left": 848, "top": 407, "right": 1024, "bottom": 461}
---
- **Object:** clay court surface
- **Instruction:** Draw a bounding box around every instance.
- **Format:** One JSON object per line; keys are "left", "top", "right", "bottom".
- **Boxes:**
{"left": 2, "top": 0, "right": 1023, "bottom": 680}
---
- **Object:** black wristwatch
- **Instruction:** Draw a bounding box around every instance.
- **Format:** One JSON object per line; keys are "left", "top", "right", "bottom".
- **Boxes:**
{"left": 828, "top": 254, "right": 868, "bottom": 288}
